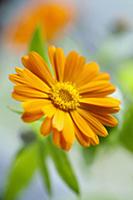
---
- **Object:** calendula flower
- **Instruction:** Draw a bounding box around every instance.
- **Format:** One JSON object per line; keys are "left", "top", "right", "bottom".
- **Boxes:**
{"left": 9, "top": 46, "right": 120, "bottom": 151}
{"left": 5, "top": 3, "right": 73, "bottom": 48}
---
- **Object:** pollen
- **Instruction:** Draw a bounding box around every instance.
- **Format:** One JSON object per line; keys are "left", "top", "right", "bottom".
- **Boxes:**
{"left": 49, "top": 82, "right": 80, "bottom": 111}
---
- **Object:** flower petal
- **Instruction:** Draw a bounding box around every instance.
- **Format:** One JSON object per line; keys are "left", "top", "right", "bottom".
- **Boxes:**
{"left": 52, "top": 109, "right": 65, "bottom": 131}
{"left": 77, "top": 108, "right": 108, "bottom": 137}
{"left": 48, "top": 46, "right": 57, "bottom": 79}
{"left": 54, "top": 47, "right": 65, "bottom": 81}
{"left": 15, "top": 67, "right": 50, "bottom": 93}
{"left": 41, "top": 117, "right": 52, "bottom": 136}
{"left": 80, "top": 97, "right": 120, "bottom": 108}
{"left": 70, "top": 111, "right": 99, "bottom": 144}
{"left": 81, "top": 85, "right": 116, "bottom": 98}
{"left": 80, "top": 104, "right": 120, "bottom": 114}
{"left": 9, "top": 74, "right": 26, "bottom": 85}
{"left": 53, "top": 129, "right": 61, "bottom": 148}
{"left": 63, "top": 51, "right": 79, "bottom": 81}
{"left": 42, "top": 102, "right": 56, "bottom": 118}
{"left": 63, "top": 51, "right": 85, "bottom": 82}
{"left": 13, "top": 85, "right": 48, "bottom": 101}
{"left": 91, "top": 112, "right": 118, "bottom": 127}
{"left": 78, "top": 81, "right": 115, "bottom": 94}
{"left": 22, "top": 99, "right": 50, "bottom": 113}
{"left": 74, "top": 124, "right": 90, "bottom": 147}
{"left": 92, "top": 72, "right": 110, "bottom": 81}
{"left": 52, "top": 129, "right": 72, "bottom": 151}
{"left": 75, "top": 62, "right": 99, "bottom": 86}
{"left": 22, "top": 111, "right": 43, "bottom": 122}
{"left": 22, "top": 51, "right": 55, "bottom": 86}
{"left": 62, "top": 113, "right": 75, "bottom": 145}
{"left": 60, "top": 134, "right": 72, "bottom": 151}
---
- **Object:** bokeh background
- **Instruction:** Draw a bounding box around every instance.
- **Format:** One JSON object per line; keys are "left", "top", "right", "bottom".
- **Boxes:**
{"left": 0, "top": 0, "right": 133, "bottom": 200}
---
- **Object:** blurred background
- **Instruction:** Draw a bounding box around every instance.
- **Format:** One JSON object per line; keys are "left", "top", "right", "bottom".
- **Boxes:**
{"left": 0, "top": 0, "right": 133, "bottom": 200}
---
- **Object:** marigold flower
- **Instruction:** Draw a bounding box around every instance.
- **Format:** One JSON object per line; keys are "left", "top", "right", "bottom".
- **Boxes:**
{"left": 9, "top": 46, "right": 120, "bottom": 151}
{"left": 5, "top": 3, "right": 73, "bottom": 48}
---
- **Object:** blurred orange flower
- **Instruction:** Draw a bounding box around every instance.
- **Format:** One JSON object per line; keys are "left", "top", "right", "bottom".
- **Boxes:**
{"left": 5, "top": 3, "right": 73, "bottom": 48}
{"left": 9, "top": 46, "right": 120, "bottom": 151}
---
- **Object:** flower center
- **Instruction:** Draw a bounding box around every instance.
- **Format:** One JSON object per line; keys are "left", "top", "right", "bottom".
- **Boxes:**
{"left": 49, "top": 82, "right": 80, "bottom": 111}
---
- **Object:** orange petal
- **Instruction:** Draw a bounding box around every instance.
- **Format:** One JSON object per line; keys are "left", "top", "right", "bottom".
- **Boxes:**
{"left": 70, "top": 111, "right": 99, "bottom": 145}
{"left": 91, "top": 112, "right": 118, "bottom": 127}
{"left": 53, "top": 129, "right": 61, "bottom": 148}
{"left": 9, "top": 74, "right": 26, "bottom": 85}
{"left": 80, "top": 97, "right": 120, "bottom": 108}
{"left": 15, "top": 67, "right": 50, "bottom": 93}
{"left": 72, "top": 55, "right": 86, "bottom": 81}
{"left": 12, "top": 92, "right": 29, "bottom": 102}
{"left": 41, "top": 118, "right": 52, "bottom": 136}
{"left": 63, "top": 51, "right": 79, "bottom": 81}
{"left": 52, "top": 129, "right": 71, "bottom": 151}
{"left": 54, "top": 47, "right": 65, "bottom": 81}
{"left": 63, "top": 51, "right": 85, "bottom": 82}
{"left": 22, "top": 99, "right": 50, "bottom": 113}
{"left": 75, "top": 62, "right": 99, "bottom": 86}
{"left": 81, "top": 86, "right": 116, "bottom": 98}
{"left": 92, "top": 72, "right": 110, "bottom": 81}
{"left": 80, "top": 104, "right": 120, "bottom": 114}
{"left": 22, "top": 111, "right": 43, "bottom": 122}
{"left": 78, "top": 81, "right": 115, "bottom": 94}
{"left": 60, "top": 133, "right": 72, "bottom": 151}
{"left": 22, "top": 51, "right": 54, "bottom": 86}
{"left": 48, "top": 46, "right": 57, "bottom": 79}
{"left": 14, "top": 85, "right": 48, "bottom": 99}
{"left": 42, "top": 102, "right": 56, "bottom": 118}
{"left": 52, "top": 109, "right": 65, "bottom": 131}
{"left": 74, "top": 124, "right": 90, "bottom": 147}
{"left": 77, "top": 108, "right": 108, "bottom": 137}
{"left": 62, "top": 113, "right": 75, "bottom": 145}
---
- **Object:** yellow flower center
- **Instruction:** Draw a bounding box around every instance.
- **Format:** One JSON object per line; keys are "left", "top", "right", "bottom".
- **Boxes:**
{"left": 49, "top": 82, "right": 80, "bottom": 111}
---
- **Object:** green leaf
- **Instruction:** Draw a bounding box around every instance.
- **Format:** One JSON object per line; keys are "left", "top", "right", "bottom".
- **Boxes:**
{"left": 118, "top": 60, "right": 133, "bottom": 95}
{"left": 82, "top": 146, "right": 98, "bottom": 165}
{"left": 47, "top": 139, "right": 80, "bottom": 195}
{"left": 37, "top": 140, "right": 51, "bottom": 194}
{"left": 4, "top": 143, "right": 38, "bottom": 200}
{"left": 29, "top": 25, "right": 49, "bottom": 64}
{"left": 119, "top": 105, "right": 133, "bottom": 153}
{"left": 7, "top": 106, "right": 22, "bottom": 115}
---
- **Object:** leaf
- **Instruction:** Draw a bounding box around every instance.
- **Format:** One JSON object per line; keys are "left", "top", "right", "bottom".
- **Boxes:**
{"left": 119, "top": 105, "right": 133, "bottom": 153}
{"left": 118, "top": 60, "right": 133, "bottom": 95}
{"left": 7, "top": 106, "right": 22, "bottom": 115}
{"left": 37, "top": 140, "right": 51, "bottom": 194}
{"left": 82, "top": 146, "right": 98, "bottom": 165}
{"left": 4, "top": 143, "right": 38, "bottom": 200}
{"left": 29, "top": 25, "right": 49, "bottom": 64}
{"left": 47, "top": 139, "right": 80, "bottom": 195}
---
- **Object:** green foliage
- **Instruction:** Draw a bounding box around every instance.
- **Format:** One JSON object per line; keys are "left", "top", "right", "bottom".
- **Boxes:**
{"left": 118, "top": 60, "right": 133, "bottom": 95}
{"left": 82, "top": 146, "right": 98, "bottom": 165}
{"left": 8, "top": 106, "right": 22, "bottom": 115}
{"left": 4, "top": 143, "right": 38, "bottom": 200}
{"left": 29, "top": 25, "right": 49, "bottom": 64}
{"left": 47, "top": 138, "right": 80, "bottom": 194}
{"left": 119, "top": 105, "right": 133, "bottom": 152}
{"left": 37, "top": 140, "right": 51, "bottom": 194}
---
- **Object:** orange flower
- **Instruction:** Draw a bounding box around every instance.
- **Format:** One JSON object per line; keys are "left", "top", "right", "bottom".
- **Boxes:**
{"left": 9, "top": 46, "right": 120, "bottom": 151}
{"left": 6, "top": 3, "right": 73, "bottom": 48}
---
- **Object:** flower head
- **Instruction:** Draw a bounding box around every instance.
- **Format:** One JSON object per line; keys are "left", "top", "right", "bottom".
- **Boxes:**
{"left": 9, "top": 46, "right": 120, "bottom": 151}
{"left": 5, "top": 3, "right": 73, "bottom": 48}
